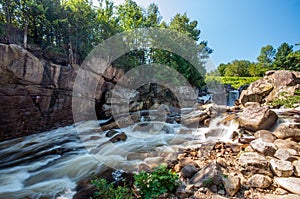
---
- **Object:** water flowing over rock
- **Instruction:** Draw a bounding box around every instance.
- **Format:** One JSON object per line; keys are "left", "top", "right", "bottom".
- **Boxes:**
{"left": 238, "top": 104, "right": 278, "bottom": 131}
{"left": 239, "top": 70, "right": 300, "bottom": 105}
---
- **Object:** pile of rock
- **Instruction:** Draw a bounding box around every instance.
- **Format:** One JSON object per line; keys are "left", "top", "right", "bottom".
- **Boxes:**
{"left": 240, "top": 70, "right": 300, "bottom": 106}
{"left": 164, "top": 120, "right": 300, "bottom": 199}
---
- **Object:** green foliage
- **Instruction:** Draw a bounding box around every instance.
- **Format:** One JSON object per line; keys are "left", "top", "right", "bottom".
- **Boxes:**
{"left": 202, "top": 177, "right": 213, "bottom": 187}
{"left": 134, "top": 164, "right": 180, "bottom": 199}
{"left": 257, "top": 44, "right": 276, "bottom": 68}
{"left": 91, "top": 178, "right": 133, "bottom": 199}
{"left": 273, "top": 42, "right": 294, "bottom": 70}
{"left": 269, "top": 90, "right": 300, "bottom": 108}
{"left": 223, "top": 60, "right": 251, "bottom": 77}
{"left": 205, "top": 76, "right": 260, "bottom": 89}
{"left": 1, "top": 0, "right": 211, "bottom": 86}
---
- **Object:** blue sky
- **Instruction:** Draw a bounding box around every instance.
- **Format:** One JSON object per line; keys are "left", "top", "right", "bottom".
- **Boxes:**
{"left": 106, "top": 0, "right": 300, "bottom": 68}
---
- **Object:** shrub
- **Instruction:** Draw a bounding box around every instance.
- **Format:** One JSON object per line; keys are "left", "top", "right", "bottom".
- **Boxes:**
{"left": 205, "top": 76, "right": 260, "bottom": 89}
{"left": 134, "top": 164, "right": 180, "bottom": 199}
{"left": 91, "top": 178, "right": 133, "bottom": 199}
{"left": 269, "top": 90, "right": 300, "bottom": 108}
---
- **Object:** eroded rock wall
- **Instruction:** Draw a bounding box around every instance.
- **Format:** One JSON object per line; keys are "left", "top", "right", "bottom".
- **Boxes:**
{"left": 0, "top": 44, "right": 78, "bottom": 141}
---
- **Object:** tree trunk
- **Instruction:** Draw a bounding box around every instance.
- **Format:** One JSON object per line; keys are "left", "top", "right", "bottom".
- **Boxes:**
{"left": 24, "top": 16, "right": 28, "bottom": 49}
{"left": 5, "top": 0, "right": 11, "bottom": 24}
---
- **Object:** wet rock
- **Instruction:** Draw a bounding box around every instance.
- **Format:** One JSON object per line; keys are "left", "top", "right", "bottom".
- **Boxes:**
{"left": 182, "top": 110, "right": 209, "bottom": 126}
{"left": 250, "top": 139, "right": 277, "bottom": 156}
{"left": 274, "top": 177, "right": 300, "bottom": 195}
{"left": 239, "top": 105, "right": 278, "bottom": 131}
{"left": 274, "top": 125, "right": 300, "bottom": 142}
{"left": 181, "top": 164, "right": 198, "bottom": 179}
{"left": 189, "top": 161, "right": 222, "bottom": 186}
{"left": 293, "top": 160, "right": 300, "bottom": 177}
{"left": 248, "top": 174, "right": 272, "bottom": 188}
{"left": 105, "top": 129, "right": 119, "bottom": 137}
{"left": 109, "top": 132, "right": 127, "bottom": 143}
{"left": 270, "top": 159, "right": 294, "bottom": 177}
{"left": 274, "top": 148, "right": 298, "bottom": 161}
{"left": 238, "top": 152, "right": 272, "bottom": 177}
{"left": 222, "top": 175, "right": 241, "bottom": 196}
{"left": 254, "top": 130, "right": 277, "bottom": 143}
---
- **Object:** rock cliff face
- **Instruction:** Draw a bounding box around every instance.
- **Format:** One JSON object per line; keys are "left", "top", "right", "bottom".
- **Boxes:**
{"left": 0, "top": 44, "right": 78, "bottom": 141}
{"left": 0, "top": 44, "right": 190, "bottom": 141}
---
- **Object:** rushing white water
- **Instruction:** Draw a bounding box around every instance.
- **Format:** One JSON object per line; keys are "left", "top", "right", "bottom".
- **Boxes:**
{"left": 0, "top": 117, "right": 237, "bottom": 199}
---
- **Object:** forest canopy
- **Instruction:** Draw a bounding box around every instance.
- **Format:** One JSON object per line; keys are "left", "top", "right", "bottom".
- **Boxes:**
{"left": 0, "top": 0, "right": 212, "bottom": 87}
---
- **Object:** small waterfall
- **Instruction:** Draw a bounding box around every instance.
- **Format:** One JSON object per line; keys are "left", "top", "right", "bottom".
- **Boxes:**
{"left": 227, "top": 90, "right": 240, "bottom": 106}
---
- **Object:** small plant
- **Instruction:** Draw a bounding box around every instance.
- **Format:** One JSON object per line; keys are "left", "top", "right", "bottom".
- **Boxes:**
{"left": 91, "top": 178, "right": 133, "bottom": 199}
{"left": 202, "top": 177, "right": 214, "bottom": 187}
{"left": 134, "top": 164, "right": 180, "bottom": 199}
{"left": 269, "top": 90, "right": 300, "bottom": 108}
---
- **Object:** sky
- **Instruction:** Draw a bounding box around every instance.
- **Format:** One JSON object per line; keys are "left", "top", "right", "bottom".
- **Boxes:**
{"left": 96, "top": 0, "right": 300, "bottom": 69}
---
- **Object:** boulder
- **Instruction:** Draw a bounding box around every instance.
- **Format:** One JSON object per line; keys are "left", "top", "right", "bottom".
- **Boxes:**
{"left": 293, "top": 160, "right": 300, "bottom": 177}
{"left": 248, "top": 174, "right": 272, "bottom": 188}
{"left": 181, "top": 164, "right": 198, "bottom": 179}
{"left": 254, "top": 130, "right": 277, "bottom": 143}
{"left": 239, "top": 70, "right": 300, "bottom": 105}
{"left": 189, "top": 161, "right": 222, "bottom": 186}
{"left": 274, "top": 177, "right": 300, "bottom": 195}
{"left": 270, "top": 159, "right": 294, "bottom": 177}
{"left": 239, "top": 78, "right": 274, "bottom": 105}
{"left": 250, "top": 139, "right": 277, "bottom": 156}
{"left": 274, "top": 139, "right": 300, "bottom": 152}
{"left": 222, "top": 175, "right": 241, "bottom": 196}
{"left": 274, "top": 148, "right": 298, "bottom": 161}
{"left": 239, "top": 105, "right": 278, "bottom": 131}
{"left": 238, "top": 152, "right": 272, "bottom": 177}
{"left": 273, "top": 125, "right": 300, "bottom": 142}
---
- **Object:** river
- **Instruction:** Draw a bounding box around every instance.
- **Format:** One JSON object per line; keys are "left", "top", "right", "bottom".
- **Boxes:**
{"left": 0, "top": 117, "right": 237, "bottom": 199}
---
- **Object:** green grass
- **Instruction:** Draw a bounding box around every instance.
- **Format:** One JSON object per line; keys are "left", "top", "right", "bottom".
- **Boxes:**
{"left": 205, "top": 76, "right": 261, "bottom": 89}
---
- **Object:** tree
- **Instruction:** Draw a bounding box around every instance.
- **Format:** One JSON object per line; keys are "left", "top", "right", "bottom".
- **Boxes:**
{"left": 116, "top": 0, "right": 143, "bottom": 30}
{"left": 143, "top": 3, "right": 162, "bottom": 28}
{"left": 224, "top": 60, "right": 251, "bottom": 77}
{"left": 257, "top": 44, "right": 275, "bottom": 68}
{"left": 273, "top": 42, "right": 293, "bottom": 69}
{"left": 217, "top": 63, "right": 228, "bottom": 76}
